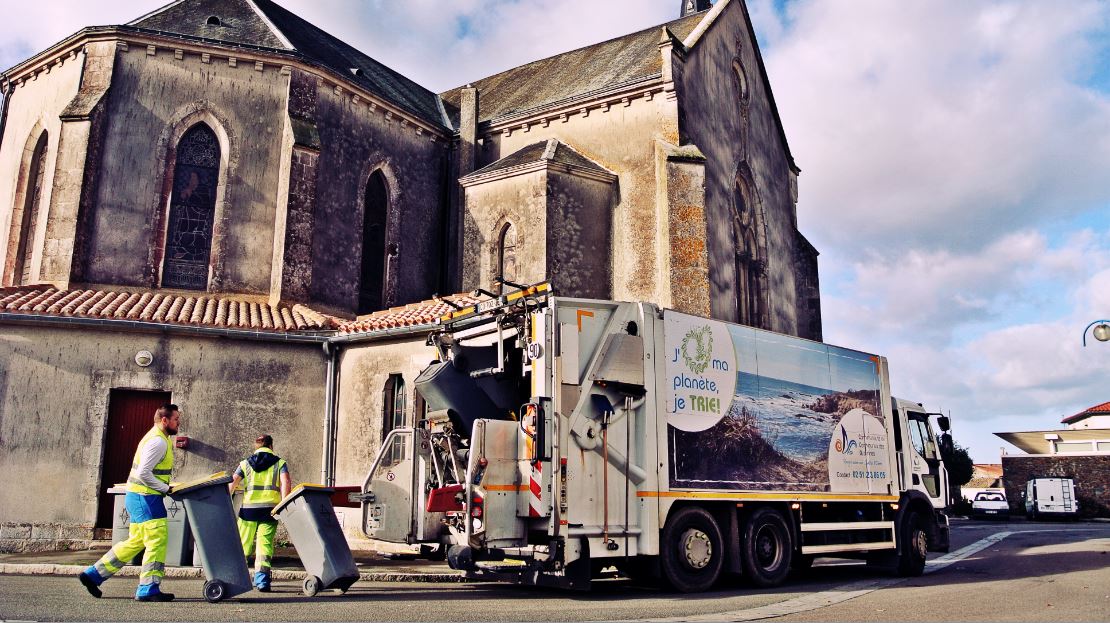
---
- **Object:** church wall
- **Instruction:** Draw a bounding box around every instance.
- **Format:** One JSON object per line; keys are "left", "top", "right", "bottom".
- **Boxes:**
{"left": 85, "top": 46, "right": 289, "bottom": 294}
{"left": 0, "top": 53, "right": 83, "bottom": 285}
{"left": 546, "top": 169, "right": 614, "bottom": 299}
{"left": 310, "top": 87, "right": 449, "bottom": 314}
{"left": 461, "top": 169, "right": 549, "bottom": 291}
{"left": 0, "top": 323, "right": 325, "bottom": 549}
{"left": 333, "top": 336, "right": 437, "bottom": 491}
{"left": 678, "top": 0, "right": 805, "bottom": 335}
{"left": 475, "top": 93, "right": 677, "bottom": 305}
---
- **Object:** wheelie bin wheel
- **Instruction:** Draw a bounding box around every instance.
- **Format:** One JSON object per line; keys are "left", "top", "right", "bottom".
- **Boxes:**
{"left": 203, "top": 580, "right": 226, "bottom": 603}
{"left": 303, "top": 575, "right": 322, "bottom": 597}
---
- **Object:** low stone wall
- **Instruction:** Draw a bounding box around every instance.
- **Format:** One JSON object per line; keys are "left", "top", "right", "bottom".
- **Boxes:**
{"left": 0, "top": 522, "right": 95, "bottom": 553}
{"left": 1001, "top": 454, "right": 1110, "bottom": 518}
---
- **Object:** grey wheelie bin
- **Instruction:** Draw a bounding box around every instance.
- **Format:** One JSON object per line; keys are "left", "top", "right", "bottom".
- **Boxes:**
{"left": 272, "top": 484, "right": 359, "bottom": 596}
{"left": 169, "top": 473, "right": 252, "bottom": 602}
{"left": 108, "top": 485, "right": 193, "bottom": 566}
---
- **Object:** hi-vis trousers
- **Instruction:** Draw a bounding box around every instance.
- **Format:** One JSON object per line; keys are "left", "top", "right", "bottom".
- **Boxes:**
{"left": 87, "top": 493, "right": 168, "bottom": 597}
{"left": 238, "top": 518, "right": 277, "bottom": 587}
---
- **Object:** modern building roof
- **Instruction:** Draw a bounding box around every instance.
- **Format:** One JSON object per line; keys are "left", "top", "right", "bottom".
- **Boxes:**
{"left": 439, "top": 12, "right": 706, "bottom": 127}
{"left": 127, "top": 0, "right": 445, "bottom": 126}
{"left": 995, "top": 428, "right": 1110, "bottom": 455}
{"left": 0, "top": 285, "right": 336, "bottom": 332}
{"left": 1062, "top": 401, "right": 1110, "bottom": 425}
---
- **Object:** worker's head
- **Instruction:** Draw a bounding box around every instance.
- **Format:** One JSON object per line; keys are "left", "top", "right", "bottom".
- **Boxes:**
{"left": 255, "top": 434, "right": 273, "bottom": 450}
{"left": 155, "top": 404, "right": 180, "bottom": 435}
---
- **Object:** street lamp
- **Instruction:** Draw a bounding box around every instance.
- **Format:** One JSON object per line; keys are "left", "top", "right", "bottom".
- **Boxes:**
{"left": 1082, "top": 320, "right": 1110, "bottom": 347}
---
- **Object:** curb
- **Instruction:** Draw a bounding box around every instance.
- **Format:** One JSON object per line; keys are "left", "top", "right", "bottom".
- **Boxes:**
{"left": 0, "top": 563, "right": 467, "bottom": 583}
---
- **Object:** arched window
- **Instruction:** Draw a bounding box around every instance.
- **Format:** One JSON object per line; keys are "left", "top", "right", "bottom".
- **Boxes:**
{"left": 359, "top": 170, "right": 389, "bottom": 314}
{"left": 734, "top": 178, "right": 765, "bottom": 328}
{"left": 163, "top": 123, "right": 220, "bottom": 290}
{"left": 496, "top": 222, "right": 517, "bottom": 292}
{"left": 8, "top": 132, "right": 49, "bottom": 286}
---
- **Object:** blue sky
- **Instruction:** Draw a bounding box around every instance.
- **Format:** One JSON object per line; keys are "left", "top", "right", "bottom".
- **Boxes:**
{"left": 2, "top": 0, "right": 1108, "bottom": 462}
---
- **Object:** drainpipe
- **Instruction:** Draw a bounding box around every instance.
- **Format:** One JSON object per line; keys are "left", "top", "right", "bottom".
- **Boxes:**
{"left": 321, "top": 340, "right": 340, "bottom": 486}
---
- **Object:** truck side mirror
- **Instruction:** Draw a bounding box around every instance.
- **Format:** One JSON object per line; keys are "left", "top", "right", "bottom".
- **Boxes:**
{"left": 937, "top": 415, "right": 950, "bottom": 432}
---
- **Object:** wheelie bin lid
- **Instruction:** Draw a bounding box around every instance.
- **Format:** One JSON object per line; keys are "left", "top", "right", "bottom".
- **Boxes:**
{"left": 272, "top": 484, "right": 335, "bottom": 515}
{"left": 168, "top": 472, "right": 232, "bottom": 495}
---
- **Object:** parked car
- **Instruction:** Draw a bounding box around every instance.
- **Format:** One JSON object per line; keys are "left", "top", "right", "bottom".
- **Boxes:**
{"left": 971, "top": 491, "right": 1009, "bottom": 519}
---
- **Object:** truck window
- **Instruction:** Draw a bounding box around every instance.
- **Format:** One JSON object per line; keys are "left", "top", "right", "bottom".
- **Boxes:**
{"left": 908, "top": 416, "right": 937, "bottom": 460}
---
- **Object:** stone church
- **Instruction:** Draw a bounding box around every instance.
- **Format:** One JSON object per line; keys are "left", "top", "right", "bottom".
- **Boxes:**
{"left": 0, "top": 0, "right": 822, "bottom": 550}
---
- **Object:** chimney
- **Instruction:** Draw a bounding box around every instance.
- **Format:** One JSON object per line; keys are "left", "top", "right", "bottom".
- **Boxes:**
{"left": 458, "top": 85, "right": 479, "bottom": 179}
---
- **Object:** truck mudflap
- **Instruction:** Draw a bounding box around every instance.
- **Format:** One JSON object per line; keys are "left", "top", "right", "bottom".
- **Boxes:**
{"left": 446, "top": 541, "right": 592, "bottom": 591}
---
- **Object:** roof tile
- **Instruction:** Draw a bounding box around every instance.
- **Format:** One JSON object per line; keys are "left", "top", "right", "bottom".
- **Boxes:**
{"left": 0, "top": 286, "right": 337, "bottom": 333}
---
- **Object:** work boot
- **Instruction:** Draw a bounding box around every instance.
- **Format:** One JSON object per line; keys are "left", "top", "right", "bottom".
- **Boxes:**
{"left": 78, "top": 571, "right": 102, "bottom": 598}
{"left": 135, "top": 591, "right": 175, "bottom": 602}
{"left": 256, "top": 585, "right": 272, "bottom": 593}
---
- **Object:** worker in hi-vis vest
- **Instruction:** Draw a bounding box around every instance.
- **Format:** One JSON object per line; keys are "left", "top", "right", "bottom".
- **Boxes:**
{"left": 80, "top": 404, "right": 181, "bottom": 602}
{"left": 229, "top": 434, "right": 291, "bottom": 592}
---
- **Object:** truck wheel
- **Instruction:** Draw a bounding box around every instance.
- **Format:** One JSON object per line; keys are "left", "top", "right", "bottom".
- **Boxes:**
{"left": 660, "top": 506, "right": 724, "bottom": 593}
{"left": 740, "top": 507, "right": 793, "bottom": 587}
{"left": 896, "top": 511, "right": 928, "bottom": 577}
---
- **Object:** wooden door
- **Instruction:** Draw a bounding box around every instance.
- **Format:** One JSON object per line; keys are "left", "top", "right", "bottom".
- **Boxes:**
{"left": 96, "top": 389, "right": 172, "bottom": 529}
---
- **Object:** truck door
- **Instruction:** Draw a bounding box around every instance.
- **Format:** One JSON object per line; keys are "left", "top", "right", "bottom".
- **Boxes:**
{"left": 361, "top": 429, "right": 419, "bottom": 543}
{"left": 906, "top": 411, "right": 946, "bottom": 506}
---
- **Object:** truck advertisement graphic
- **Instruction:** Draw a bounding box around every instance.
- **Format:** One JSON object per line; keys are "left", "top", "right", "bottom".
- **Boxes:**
{"left": 666, "top": 311, "right": 889, "bottom": 493}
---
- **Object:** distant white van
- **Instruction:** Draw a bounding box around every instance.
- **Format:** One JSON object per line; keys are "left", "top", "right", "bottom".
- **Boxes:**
{"left": 1024, "top": 478, "right": 1079, "bottom": 520}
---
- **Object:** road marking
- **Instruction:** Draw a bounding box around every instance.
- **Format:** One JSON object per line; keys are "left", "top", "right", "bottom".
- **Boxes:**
{"left": 640, "top": 529, "right": 1036, "bottom": 622}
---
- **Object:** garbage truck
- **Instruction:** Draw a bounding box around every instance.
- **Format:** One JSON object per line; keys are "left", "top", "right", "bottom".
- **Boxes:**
{"left": 356, "top": 283, "right": 951, "bottom": 592}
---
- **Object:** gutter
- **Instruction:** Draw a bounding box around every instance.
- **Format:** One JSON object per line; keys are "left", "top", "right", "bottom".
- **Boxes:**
{"left": 321, "top": 340, "right": 339, "bottom": 486}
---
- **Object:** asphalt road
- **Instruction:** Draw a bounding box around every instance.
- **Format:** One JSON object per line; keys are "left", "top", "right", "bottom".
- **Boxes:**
{"left": 1, "top": 521, "right": 1107, "bottom": 622}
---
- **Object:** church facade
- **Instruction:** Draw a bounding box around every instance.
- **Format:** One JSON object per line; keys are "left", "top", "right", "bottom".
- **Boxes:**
{"left": 0, "top": 0, "right": 822, "bottom": 549}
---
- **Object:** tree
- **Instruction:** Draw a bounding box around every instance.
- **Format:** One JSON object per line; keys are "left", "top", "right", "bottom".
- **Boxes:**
{"left": 939, "top": 436, "right": 975, "bottom": 505}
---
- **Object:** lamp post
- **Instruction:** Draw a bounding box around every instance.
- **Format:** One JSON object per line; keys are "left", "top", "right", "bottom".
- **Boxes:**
{"left": 1082, "top": 320, "right": 1110, "bottom": 347}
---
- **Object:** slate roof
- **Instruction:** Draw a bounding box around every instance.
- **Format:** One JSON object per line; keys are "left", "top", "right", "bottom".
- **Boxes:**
{"left": 0, "top": 286, "right": 336, "bottom": 333}
{"left": 464, "top": 139, "right": 615, "bottom": 179}
{"left": 338, "top": 294, "right": 482, "bottom": 334}
{"left": 439, "top": 12, "right": 706, "bottom": 126}
{"left": 1062, "top": 401, "right": 1110, "bottom": 425}
{"left": 129, "top": 0, "right": 444, "bottom": 126}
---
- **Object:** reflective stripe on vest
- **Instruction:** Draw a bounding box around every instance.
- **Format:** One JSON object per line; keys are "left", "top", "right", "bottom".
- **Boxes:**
{"left": 241, "top": 449, "right": 285, "bottom": 509}
{"left": 127, "top": 427, "right": 173, "bottom": 496}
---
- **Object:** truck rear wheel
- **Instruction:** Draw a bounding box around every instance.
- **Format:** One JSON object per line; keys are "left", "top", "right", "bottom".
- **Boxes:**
{"left": 740, "top": 507, "right": 793, "bottom": 587}
{"left": 660, "top": 506, "right": 724, "bottom": 593}
{"left": 896, "top": 511, "right": 928, "bottom": 577}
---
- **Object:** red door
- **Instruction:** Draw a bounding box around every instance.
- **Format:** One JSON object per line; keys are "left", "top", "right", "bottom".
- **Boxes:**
{"left": 96, "top": 389, "right": 172, "bottom": 529}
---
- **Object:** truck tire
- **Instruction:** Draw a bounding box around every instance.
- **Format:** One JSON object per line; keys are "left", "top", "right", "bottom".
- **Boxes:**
{"left": 660, "top": 506, "right": 724, "bottom": 593}
{"left": 740, "top": 507, "right": 793, "bottom": 587}
{"left": 896, "top": 511, "right": 928, "bottom": 577}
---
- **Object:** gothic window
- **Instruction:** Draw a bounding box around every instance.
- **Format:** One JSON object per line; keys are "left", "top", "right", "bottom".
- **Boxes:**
{"left": 732, "top": 58, "right": 751, "bottom": 107}
{"left": 734, "top": 178, "right": 765, "bottom": 328}
{"left": 496, "top": 222, "right": 517, "bottom": 292}
{"left": 163, "top": 123, "right": 220, "bottom": 290}
{"left": 9, "top": 132, "right": 49, "bottom": 286}
{"left": 359, "top": 170, "right": 389, "bottom": 314}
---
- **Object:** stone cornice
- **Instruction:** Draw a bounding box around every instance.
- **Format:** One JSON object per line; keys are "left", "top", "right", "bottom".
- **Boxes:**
{"left": 460, "top": 158, "right": 618, "bottom": 188}
{"left": 2, "top": 26, "right": 452, "bottom": 139}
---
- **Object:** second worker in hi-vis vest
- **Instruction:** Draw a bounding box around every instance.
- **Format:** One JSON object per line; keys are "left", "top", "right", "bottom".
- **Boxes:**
{"left": 229, "top": 434, "right": 291, "bottom": 592}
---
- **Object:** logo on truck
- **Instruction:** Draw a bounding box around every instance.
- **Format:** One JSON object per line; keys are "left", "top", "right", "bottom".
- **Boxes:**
{"left": 665, "top": 314, "right": 737, "bottom": 432}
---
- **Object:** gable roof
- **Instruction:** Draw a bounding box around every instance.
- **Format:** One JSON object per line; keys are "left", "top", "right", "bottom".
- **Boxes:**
{"left": 463, "top": 139, "right": 615, "bottom": 181}
{"left": 0, "top": 285, "right": 336, "bottom": 333}
{"left": 1062, "top": 401, "right": 1110, "bottom": 425}
{"left": 129, "top": 0, "right": 444, "bottom": 126}
{"left": 439, "top": 12, "right": 706, "bottom": 127}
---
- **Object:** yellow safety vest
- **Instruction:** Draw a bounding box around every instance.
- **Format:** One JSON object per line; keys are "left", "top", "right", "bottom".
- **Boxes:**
{"left": 240, "top": 448, "right": 286, "bottom": 510}
{"left": 126, "top": 427, "right": 173, "bottom": 496}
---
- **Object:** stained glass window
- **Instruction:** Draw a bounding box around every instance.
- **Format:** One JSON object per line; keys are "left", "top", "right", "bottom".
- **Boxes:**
{"left": 163, "top": 124, "right": 220, "bottom": 290}
{"left": 359, "top": 171, "right": 389, "bottom": 314}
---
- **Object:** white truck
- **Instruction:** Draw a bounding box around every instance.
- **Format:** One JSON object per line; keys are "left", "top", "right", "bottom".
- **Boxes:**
{"left": 358, "top": 284, "right": 951, "bottom": 591}
{"left": 1024, "top": 478, "right": 1078, "bottom": 520}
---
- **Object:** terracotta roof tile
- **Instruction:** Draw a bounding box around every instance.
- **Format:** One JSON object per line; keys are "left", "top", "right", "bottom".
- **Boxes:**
{"left": 1062, "top": 401, "right": 1110, "bottom": 424}
{"left": 0, "top": 286, "right": 337, "bottom": 333}
{"left": 338, "top": 294, "right": 483, "bottom": 335}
